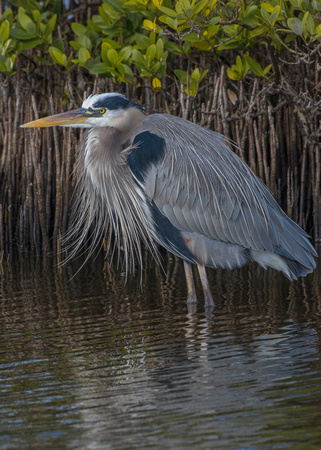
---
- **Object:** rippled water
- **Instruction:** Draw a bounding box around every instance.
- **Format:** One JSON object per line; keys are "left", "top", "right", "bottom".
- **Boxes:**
{"left": 0, "top": 253, "right": 321, "bottom": 449}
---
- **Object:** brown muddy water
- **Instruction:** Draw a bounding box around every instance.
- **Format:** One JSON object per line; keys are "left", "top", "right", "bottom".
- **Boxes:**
{"left": 0, "top": 252, "right": 321, "bottom": 449}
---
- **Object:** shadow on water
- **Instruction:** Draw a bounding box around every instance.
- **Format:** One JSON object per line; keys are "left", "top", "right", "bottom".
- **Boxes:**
{"left": 0, "top": 253, "right": 321, "bottom": 449}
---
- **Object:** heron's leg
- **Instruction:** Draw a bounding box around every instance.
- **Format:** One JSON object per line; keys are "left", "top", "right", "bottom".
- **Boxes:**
{"left": 183, "top": 261, "right": 198, "bottom": 304}
{"left": 197, "top": 264, "right": 214, "bottom": 308}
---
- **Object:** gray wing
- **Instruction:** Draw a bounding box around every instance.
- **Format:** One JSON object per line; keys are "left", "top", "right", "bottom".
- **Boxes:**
{"left": 132, "top": 114, "right": 316, "bottom": 269}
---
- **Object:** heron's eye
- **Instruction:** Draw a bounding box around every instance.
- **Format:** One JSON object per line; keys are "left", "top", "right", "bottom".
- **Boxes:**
{"left": 99, "top": 109, "right": 106, "bottom": 114}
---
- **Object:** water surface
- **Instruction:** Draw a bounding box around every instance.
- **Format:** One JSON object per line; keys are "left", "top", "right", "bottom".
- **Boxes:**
{"left": 0, "top": 254, "right": 321, "bottom": 449}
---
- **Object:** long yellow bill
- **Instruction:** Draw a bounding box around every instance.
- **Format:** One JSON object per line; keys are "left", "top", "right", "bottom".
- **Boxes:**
{"left": 21, "top": 109, "right": 89, "bottom": 128}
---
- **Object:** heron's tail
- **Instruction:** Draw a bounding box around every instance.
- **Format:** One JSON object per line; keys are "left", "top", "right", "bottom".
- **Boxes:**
{"left": 282, "top": 257, "right": 315, "bottom": 280}
{"left": 250, "top": 221, "right": 317, "bottom": 280}
{"left": 250, "top": 248, "right": 316, "bottom": 280}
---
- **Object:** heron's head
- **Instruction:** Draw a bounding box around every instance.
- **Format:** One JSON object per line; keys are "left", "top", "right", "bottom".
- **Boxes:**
{"left": 21, "top": 93, "right": 144, "bottom": 131}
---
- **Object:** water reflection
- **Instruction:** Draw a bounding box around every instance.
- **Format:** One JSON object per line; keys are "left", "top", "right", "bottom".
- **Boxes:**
{"left": 0, "top": 254, "right": 320, "bottom": 448}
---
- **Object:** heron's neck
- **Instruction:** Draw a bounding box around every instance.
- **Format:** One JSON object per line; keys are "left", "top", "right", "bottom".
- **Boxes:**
{"left": 83, "top": 111, "right": 146, "bottom": 191}
{"left": 82, "top": 127, "right": 132, "bottom": 193}
{"left": 106, "top": 107, "right": 146, "bottom": 137}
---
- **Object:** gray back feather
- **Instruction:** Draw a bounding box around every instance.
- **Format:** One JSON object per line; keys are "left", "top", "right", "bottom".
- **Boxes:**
{"left": 137, "top": 114, "right": 316, "bottom": 269}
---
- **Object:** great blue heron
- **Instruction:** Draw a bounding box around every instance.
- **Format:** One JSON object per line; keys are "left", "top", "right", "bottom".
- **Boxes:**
{"left": 22, "top": 93, "right": 317, "bottom": 307}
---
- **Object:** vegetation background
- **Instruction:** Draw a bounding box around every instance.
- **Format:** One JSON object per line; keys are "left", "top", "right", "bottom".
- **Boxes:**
{"left": 0, "top": 0, "right": 320, "bottom": 258}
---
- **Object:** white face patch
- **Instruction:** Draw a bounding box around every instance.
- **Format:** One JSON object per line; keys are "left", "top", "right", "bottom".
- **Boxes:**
{"left": 80, "top": 110, "right": 126, "bottom": 128}
{"left": 80, "top": 93, "right": 133, "bottom": 128}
